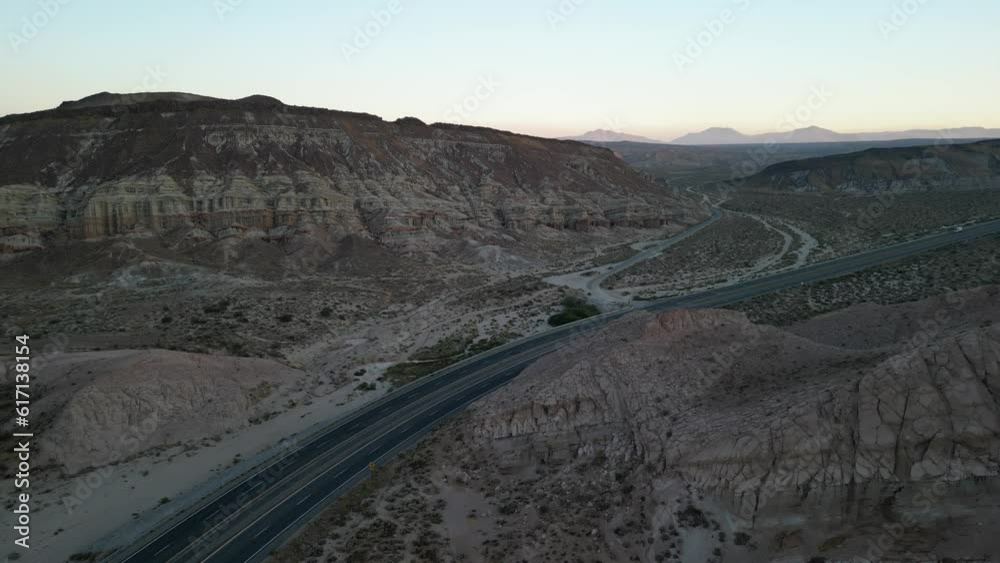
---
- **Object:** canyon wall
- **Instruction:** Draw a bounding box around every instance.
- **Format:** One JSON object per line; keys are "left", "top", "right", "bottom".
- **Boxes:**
{"left": 0, "top": 94, "right": 704, "bottom": 255}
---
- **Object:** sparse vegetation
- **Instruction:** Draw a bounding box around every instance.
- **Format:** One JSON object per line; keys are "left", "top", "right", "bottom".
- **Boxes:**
{"left": 547, "top": 296, "right": 600, "bottom": 326}
{"left": 607, "top": 214, "right": 785, "bottom": 293}
{"left": 676, "top": 504, "right": 710, "bottom": 529}
{"left": 724, "top": 189, "right": 1000, "bottom": 260}
{"left": 385, "top": 331, "right": 521, "bottom": 388}
{"left": 730, "top": 234, "right": 1000, "bottom": 325}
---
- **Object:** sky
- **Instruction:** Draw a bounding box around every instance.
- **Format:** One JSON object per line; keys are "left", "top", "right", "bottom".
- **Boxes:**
{"left": 1, "top": 0, "right": 998, "bottom": 141}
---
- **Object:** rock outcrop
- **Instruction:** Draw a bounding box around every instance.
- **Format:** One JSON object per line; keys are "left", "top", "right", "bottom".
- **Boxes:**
{"left": 457, "top": 288, "right": 1000, "bottom": 560}
{"left": 0, "top": 93, "right": 705, "bottom": 257}
{"left": 34, "top": 349, "right": 302, "bottom": 474}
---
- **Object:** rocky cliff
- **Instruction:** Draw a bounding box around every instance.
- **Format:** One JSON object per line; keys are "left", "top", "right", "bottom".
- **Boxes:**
{"left": 0, "top": 92, "right": 703, "bottom": 256}
{"left": 452, "top": 288, "right": 1000, "bottom": 561}
{"left": 744, "top": 139, "right": 1000, "bottom": 194}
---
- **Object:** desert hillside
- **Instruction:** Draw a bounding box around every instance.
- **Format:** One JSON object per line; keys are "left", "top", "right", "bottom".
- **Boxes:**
{"left": 33, "top": 349, "right": 304, "bottom": 474}
{"left": 744, "top": 139, "right": 1000, "bottom": 194}
{"left": 0, "top": 93, "right": 713, "bottom": 561}
{"left": 278, "top": 287, "right": 1000, "bottom": 562}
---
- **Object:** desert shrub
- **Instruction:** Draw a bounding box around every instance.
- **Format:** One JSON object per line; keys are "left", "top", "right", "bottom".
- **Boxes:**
{"left": 548, "top": 296, "right": 600, "bottom": 326}
{"left": 203, "top": 299, "right": 230, "bottom": 314}
{"left": 676, "top": 504, "right": 710, "bottom": 528}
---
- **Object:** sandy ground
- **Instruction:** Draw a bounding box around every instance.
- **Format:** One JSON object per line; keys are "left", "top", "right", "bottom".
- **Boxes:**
{"left": 605, "top": 197, "right": 824, "bottom": 300}
{"left": 0, "top": 195, "right": 766, "bottom": 561}
{"left": 544, "top": 209, "right": 722, "bottom": 309}
{"left": 11, "top": 273, "right": 565, "bottom": 561}
{"left": 19, "top": 360, "right": 393, "bottom": 562}
{"left": 274, "top": 288, "right": 1000, "bottom": 563}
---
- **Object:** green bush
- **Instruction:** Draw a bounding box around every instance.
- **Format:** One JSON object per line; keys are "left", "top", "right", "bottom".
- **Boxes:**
{"left": 410, "top": 334, "right": 473, "bottom": 361}
{"left": 385, "top": 332, "right": 520, "bottom": 388}
{"left": 548, "top": 296, "right": 600, "bottom": 326}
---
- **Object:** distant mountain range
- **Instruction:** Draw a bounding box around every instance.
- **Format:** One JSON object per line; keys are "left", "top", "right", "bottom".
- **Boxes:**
{"left": 560, "top": 129, "right": 663, "bottom": 144}
{"left": 671, "top": 126, "right": 1000, "bottom": 145}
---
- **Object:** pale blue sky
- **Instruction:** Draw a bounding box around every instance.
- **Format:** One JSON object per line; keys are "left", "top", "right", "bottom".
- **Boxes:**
{"left": 2, "top": 0, "right": 997, "bottom": 140}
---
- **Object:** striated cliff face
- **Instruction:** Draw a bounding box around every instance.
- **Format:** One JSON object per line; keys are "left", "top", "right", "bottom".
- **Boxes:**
{"left": 458, "top": 288, "right": 1000, "bottom": 560}
{"left": 744, "top": 139, "right": 1000, "bottom": 194}
{"left": 0, "top": 93, "right": 703, "bottom": 256}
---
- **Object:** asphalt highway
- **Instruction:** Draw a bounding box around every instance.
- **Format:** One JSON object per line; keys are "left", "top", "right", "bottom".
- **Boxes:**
{"left": 111, "top": 216, "right": 1000, "bottom": 563}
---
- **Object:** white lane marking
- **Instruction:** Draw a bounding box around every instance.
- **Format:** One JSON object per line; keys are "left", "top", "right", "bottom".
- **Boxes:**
{"left": 294, "top": 495, "right": 309, "bottom": 506}
{"left": 238, "top": 386, "right": 503, "bottom": 563}
{"left": 207, "top": 344, "right": 564, "bottom": 563}
{"left": 252, "top": 526, "right": 270, "bottom": 539}
{"left": 119, "top": 214, "right": 1000, "bottom": 563}
{"left": 153, "top": 543, "right": 172, "bottom": 557}
{"left": 118, "top": 338, "right": 511, "bottom": 562}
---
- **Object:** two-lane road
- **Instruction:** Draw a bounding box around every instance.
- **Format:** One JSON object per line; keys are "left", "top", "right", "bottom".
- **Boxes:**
{"left": 111, "top": 217, "right": 1000, "bottom": 563}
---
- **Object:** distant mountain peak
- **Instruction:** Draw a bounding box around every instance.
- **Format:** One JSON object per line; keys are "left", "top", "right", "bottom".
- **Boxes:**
{"left": 671, "top": 127, "right": 750, "bottom": 145}
{"left": 672, "top": 125, "right": 1000, "bottom": 145}
{"left": 560, "top": 129, "right": 663, "bottom": 144}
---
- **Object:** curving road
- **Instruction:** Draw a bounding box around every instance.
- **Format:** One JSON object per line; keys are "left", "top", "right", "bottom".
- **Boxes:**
{"left": 544, "top": 208, "right": 723, "bottom": 309}
{"left": 110, "top": 216, "right": 1000, "bottom": 563}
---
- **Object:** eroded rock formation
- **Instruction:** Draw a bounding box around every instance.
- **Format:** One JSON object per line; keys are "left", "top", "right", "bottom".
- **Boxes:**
{"left": 0, "top": 93, "right": 705, "bottom": 256}
{"left": 35, "top": 349, "right": 302, "bottom": 474}
{"left": 453, "top": 288, "right": 1000, "bottom": 560}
